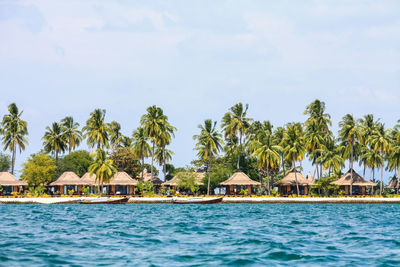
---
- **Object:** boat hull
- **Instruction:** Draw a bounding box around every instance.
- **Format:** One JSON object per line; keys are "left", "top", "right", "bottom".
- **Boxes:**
{"left": 79, "top": 197, "right": 130, "bottom": 204}
{"left": 172, "top": 197, "right": 223, "bottom": 204}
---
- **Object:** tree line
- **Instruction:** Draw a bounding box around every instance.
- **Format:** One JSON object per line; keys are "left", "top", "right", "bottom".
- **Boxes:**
{"left": 1, "top": 100, "right": 400, "bottom": 196}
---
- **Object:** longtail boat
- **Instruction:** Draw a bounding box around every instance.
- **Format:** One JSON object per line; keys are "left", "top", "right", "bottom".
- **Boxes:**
{"left": 79, "top": 197, "right": 130, "bottom": 204}
{"left": 172, "top": 197, "right": 223, "bottom": 204}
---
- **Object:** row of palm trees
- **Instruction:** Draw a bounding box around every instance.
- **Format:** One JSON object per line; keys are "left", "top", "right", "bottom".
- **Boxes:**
{"left": 193, "top": 100, "right": 400, "bottom": 196}
{"left": 2, "top": 101, "right": 400, "bottom": 196}
{"left": 42, "top": 106, "right": 176, "bottom": 180}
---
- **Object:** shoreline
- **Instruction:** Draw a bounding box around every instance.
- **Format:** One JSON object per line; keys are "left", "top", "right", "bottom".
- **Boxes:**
{"left": 1, "top": 197, "right": 400, "bottom": 204}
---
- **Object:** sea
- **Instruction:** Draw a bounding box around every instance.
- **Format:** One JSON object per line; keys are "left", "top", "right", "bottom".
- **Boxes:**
{"left": 1, "top": 204, "right": 400, "bottom": 266}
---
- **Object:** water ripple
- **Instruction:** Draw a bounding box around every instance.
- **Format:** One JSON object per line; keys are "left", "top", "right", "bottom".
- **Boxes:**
{"left": 1, "top": 204, "right": 400, "bottom": 266}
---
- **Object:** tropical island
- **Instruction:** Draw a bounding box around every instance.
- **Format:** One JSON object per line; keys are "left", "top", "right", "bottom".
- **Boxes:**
{"left": 0, "top": 99, "right": 399, "bottom": 203}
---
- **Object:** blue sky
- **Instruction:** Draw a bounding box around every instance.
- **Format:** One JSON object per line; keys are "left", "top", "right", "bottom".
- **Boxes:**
{"left": 0, "top": 0, "right": 399, "bottom": 180}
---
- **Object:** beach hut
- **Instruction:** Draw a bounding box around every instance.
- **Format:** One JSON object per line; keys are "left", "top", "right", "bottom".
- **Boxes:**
{"left": 108, "top": 171, "right": 138, "bottom": 195}
{"left": 330, "top": 168, "right": 376, "bottom": 195}
{"left": 0, "top": 171, "right": 27, "bottom": 195}
{"left": 275, "top": 170, "right": 314, "bottom": 196}
{"left": 162, "top": 172, "right": 205, "bottom": 193}
{"left": 219, "top": 171, "right": 261, "bottom": 195}
{"left": 137, "top": 169, "right": 163, "bottom": 185}
{"left": 49, "top": 171, "right": 87, "bottom": 195}
{"left": 387, "top": 176, "right": 399, "bottom": 192}
{"left": 137, "top": 169, "right": 163, "bottom": 193}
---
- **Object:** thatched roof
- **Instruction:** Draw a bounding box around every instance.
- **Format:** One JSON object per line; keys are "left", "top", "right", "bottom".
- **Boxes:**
{"left": 137, "top": 170, "right": 163, "bottom": 185}
{"left": 162, "top": 172, "right": 205, "bottom": 186}
{"left": 219, "top": 171, "right": 261, "bottom": 186}
{"left": 0, "top": 171, "right": 28, "bottom": 186}
{"left": 306, "top": 172, "right": 314, "bottom": 184}
{"left": 50, "top": 171, "right": 87, "bottom": 186}
{"left": 387, "top": 176, "right": 399, "bottom": 189}
{"left": 275, "top": 170, "right": 314, "bottom": 186}
{"left": 108, "top": 171, "right": 138, "bottom": 185}
{"left": 81, "top": 172, "right": 98, "bottom": 185}
{"left": 331, "top": 169, "right": 377, "bottom": 186}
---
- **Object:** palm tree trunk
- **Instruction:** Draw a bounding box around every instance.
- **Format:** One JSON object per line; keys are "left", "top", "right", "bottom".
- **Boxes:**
{"left": 141, "top": 155, "right": 145, "bottom": 182}
{"left": 163, "top": 146, "right": 167, "bottom": 181}
{"left": 237, "top": 133, "right": 242, "bottom": 170}
{"left": 151, "top": 142, "right": 155, "bottom": 176}
{"left": 293, "top": 158, "right": 299, "bottom": 195}
{"left": 350, "top": 145, "right": 354, "bottom": 196}
{"left": 11, "top": 143, "right": 16, "bottom": 175}
{"left": 267, "top": 167, "right": 270, "bottom": 195}
{"left": 397, "top": 164, "right": 400, "bottom": 194}
{"left": 56, "top": 151, "right": 58, "bottom": 164}
{"left": 207, "top": 158, "right": 212, "bottom": 195}
{"left": 380, "top": 166, "right": 383, "bottom": 196}
{"left": 69, "top": 137, "right": 72, "bottom": 154}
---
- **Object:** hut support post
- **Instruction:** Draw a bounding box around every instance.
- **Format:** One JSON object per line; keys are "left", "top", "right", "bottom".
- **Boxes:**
{"left": 230, "top": 185, "right": 233, "bottom": 195}
{"left": 13, "top": 186, "right": 18, "bottom": 193}
{"left": 287, "top": 185, "right": 291, "bottom": 195}
{"left": 60, "top": 185, "right": 64, "bottom": 195}
{"left": 111, "top": 185, "right": 116, "bottom": 195}
{"left": 130, "top": 185, "right": 134, "bottom": 195}
{"left": 78, "top": 185, "right": 82, "bottom": 195}
{"left": 305, "top": 186, "right": 309, "bottom": 195}
{"left": 247, "top": 185, "right": 252, "bottom": 195}
{"left": 362, "top": 186, "right": 366, "bottom": 195}
{"left": 345, "top": 185, "right": 349, "bottom": 195}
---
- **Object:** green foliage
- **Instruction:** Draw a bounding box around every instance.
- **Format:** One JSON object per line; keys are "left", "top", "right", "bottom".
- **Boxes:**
{"left": 83, "top": 109, "right": 110, "bottom": 149}
{"left": 137, "top": 180, "right": 154, "bottom": 196}
{"left": 88, "top": 149, "right": 117, "bottom": 187}
{"left": 312, "top": 176, "right": 340, "bottom": 196}
{"left": 142, "top": 164, "right": 159, "bottom": 176}
{"left": 240, "top": 188, "right": 249, "bottom": 196}
{"left": 111, "top": 147, "right": 140, "bottom": 178}
{"left": 68, "top": 189, "right": 75, "bottom": 196}
{"left": 176, "top": 172, "right": 201, "bottom": 195}
{"left": 82, "top": 186, "right": 90, "bottom": 195}
{"left": 21, "top": 154, "right": 57, "bottom": 187}
{"left": 57, "top": 150, "right": 93, "bottom": 177}
{"left": 0, "top": 153, "right": 11, "bottom": 171}
{"left": 27, "top": 185, "right": 46, "bottom": 197}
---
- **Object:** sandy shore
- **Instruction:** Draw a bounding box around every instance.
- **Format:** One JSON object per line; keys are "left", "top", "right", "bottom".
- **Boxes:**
{"left": 1, "top": 197, "right": 400, "bottom": 204}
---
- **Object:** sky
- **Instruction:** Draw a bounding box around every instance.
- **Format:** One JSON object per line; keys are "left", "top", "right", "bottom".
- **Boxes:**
{"left": 0, "top": 0, "right": 399, "bottom": 181}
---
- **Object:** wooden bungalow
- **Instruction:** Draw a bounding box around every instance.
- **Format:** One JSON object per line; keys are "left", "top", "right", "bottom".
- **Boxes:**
{"left": 0, "top": 171, "right": 27, "bottom": 195}
{"left": 330, "top": 168, "right": 376, "bottom": 195}
{"left": 49, "top": 171, "right": 87, "bottom": 195}
{"left": 219, "top": 171, "right": 261, "bottom": 195}
{"left": 107, "top": 171, "right": 138, "bottom": 195}
{"left": 162, "top": 172, "right": 205, "bottom": 193}
{"left": 137, "top": 169, "right": 163, "bottom": 185}
{"left": 275, "top": 170, "right": 314, "bottom": 196}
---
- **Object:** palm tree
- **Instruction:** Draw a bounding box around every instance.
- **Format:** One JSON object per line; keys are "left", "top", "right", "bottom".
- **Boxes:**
{"left": 250, "top": 128, "right": 281, "bottom": 194}
{"left": 358, "top": 114, "right": 379, "bottom": 176}
{"left": 338, "top": 114, "right": 361, "bottom": 195}
{"left": 88, "top": 149, "right": 117, "bottom": 195}
{"left": 369, "top": 123, "right": 391, "bottom": 195}
{"left": 61, "top": 116, "right": 82, "bottom": 153}
{"left": 388, "top": 128, "right": 400, "bottom": 193}
{"left": 155, "top": 147, "right": 174, "bottom": 169}
{"left": 156, "top": 121, "right": 176, "bottom": 180}
{"left": 273, "top": 126, "right": 286, "bottom": 173}
{"left": 193, "top": 119, "right": 224, "bottom": 195}
{"left": 361, "top": 145, "right": 383, "bottom": 194}
{"left": 83, "top": 109, "right": 109, "bottom": 149}
{"left": 1, "top": 103, "right": 28, "bottom": 174}
{"left": 140, "top": 105, "right": 167, "bottom": 177}
{"left": 132, "top": 127, "right": 151, "bottom": 180}
{"left": 42, "top": 122, "right": 67, "bottom": 163}
{"left": 304, "top": 99, "right": 332, "bottom": 179}
{"left": 221, "top": 103, "right": 252, "bottom": 170}
{"left": 281, "top": 123, "right": 305, "bottom": 194}
{"left": 121, "top": 135, "right": 133, "bottom": 148}
{"left": 108, "top": 120, "right": 123, "bottom": 150}
{"left": 316, "top": 138, "right": 344, "bottom": 176}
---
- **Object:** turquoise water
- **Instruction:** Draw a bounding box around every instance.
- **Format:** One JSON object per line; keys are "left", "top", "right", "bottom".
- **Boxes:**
{"left": 1, "top": 204, "right": 400, "bottom": 266}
